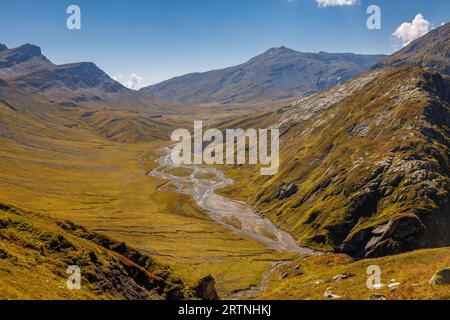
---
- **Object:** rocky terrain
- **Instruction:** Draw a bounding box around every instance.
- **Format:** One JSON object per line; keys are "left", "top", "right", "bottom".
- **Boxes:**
{"left": 0, "top": 40, "right": 291, "bottom": 299}
{"left": 0, "top": 22, "right": 449, "bottom": 300}
{"left": 220, "top": 23, "right": 450, "bottom": 259}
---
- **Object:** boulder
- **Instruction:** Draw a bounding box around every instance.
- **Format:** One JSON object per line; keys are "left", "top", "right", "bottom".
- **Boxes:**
{"left": 429, "top": 268, "right": 450, "bottom": 285}
{"left": 193, "top": 275, "right": 219, "bottom": 300}
{"left": 165, "top": 284, "right": 185, "bottom": 300}
{"left": 323, "top": 287, "right": 341, "bottom": 299}
{"left": 280, "top": 265, "right": 303, "bottom": 279}
{"left": 370, "top": 293, "right": 387, "bottom": 300}
{"left": 388, "top": 279, "right": 401, "bottom": 291}
{"left": 332, "top": 273, "right": 354, "bottom": 282}
{"left": 348, "top": 124, "right": 369, "bottom": 137}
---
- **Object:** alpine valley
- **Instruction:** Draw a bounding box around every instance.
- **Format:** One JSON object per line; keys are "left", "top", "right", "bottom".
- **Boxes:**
{"left": 0, "top": 22, "right": 449, "bottom": 301}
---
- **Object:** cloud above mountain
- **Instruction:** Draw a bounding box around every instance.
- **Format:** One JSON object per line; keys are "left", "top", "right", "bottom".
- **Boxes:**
{"left": 112, "top": 73, "right": 144, "bottom": 90}
{"left": 393, "top": 14, "right": 431, "bottom": 46}
{"left": 124, "top": 74, "right": 144, "bottom": 90}
{"left": 315, "top": 0, "right": 359, "bottom": 7}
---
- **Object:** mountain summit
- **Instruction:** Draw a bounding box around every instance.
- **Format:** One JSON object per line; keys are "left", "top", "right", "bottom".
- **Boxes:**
{"left": 0, "top": 43, "right": 164, "bottom": 111}
{"left": 0, "top": 43, "right": 53, "bottom": 79}
{"left": 141, "top": 47, "right": 386, "bottom": 105}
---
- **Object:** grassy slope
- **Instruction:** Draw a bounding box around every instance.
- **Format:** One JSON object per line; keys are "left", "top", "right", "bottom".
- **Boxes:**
{"left": 0, "top": 96, "right": 290, "bottom": 298}
{"left": 1, "top": 67, "right": 449, "bottom": 300}
{"left": 255, "top": 247, "right": 450, "bottom": 300}
{"left": 219, "top": 67, "right": 450, "bottom": 256}
{"left": 0, "top": 203, "right": 187, "bottom": 300}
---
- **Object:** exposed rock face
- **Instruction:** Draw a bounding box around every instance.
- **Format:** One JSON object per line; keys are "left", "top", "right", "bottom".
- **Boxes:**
{"left": 341, "top": 216, "right": 428, "bottom": 258}
{"left": 278, "top": 183, "right": 298, "bottom": 200}
{"left": 0, "top": 43, "right": 53, "bottom": 79}
{"left": 429, "top": 268, "right": 450, "bottom": 285}
{"left": 226, "top": 64, "right": 450, "bottom": 259}
{"left": 193, "top": 275, "right": 219, "bottom": 300}
{"left": 8, "top": 61, "right": 124, "bottom": 93}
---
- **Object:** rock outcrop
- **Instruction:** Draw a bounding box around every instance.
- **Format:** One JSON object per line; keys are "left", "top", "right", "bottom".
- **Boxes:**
{"left": 429, "top": 268, "right": 450, "bottom": 285}
{"left": 193, "top": 275, "right": 219, "bottom": 300}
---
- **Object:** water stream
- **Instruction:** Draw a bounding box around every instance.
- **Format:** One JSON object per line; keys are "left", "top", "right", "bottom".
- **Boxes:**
{"left": 149, "top": 147, "right": 315, "bottom": 255}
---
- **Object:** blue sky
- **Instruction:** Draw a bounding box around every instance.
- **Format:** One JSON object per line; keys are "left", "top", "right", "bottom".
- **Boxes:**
{"left": 0, "top": 0, "right": 449, "bottom": 87}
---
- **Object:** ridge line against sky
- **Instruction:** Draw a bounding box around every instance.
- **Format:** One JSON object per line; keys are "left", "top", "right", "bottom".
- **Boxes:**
{"left": 0, "top": 0, "right": 449, "bottom": 89}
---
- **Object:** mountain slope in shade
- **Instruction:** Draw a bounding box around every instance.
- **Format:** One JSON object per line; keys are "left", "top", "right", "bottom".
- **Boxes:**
{"left": 374, "top": 22, "right": 450, "bottom": 75}
{"left": 141, "top": 47, "right": 386, "bottom": 105}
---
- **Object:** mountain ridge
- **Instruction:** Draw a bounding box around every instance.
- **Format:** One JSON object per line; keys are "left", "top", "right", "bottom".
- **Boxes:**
{"left": 141, "top": 47, "right": 386, "bottom": 105}
{"left": 218, "top": 23, "right": 450, "bottom": 259}
{"left": 221, "top": 66, "right": 450, "bottom": 258}
{"left": 374, "top": 22, "right": 450, "bottom": 75}
{"left": 0, "top": 43, "right": 178, "bottom": 113}
{"left": 0, "top": 43, "right": 53, "bottom": 79}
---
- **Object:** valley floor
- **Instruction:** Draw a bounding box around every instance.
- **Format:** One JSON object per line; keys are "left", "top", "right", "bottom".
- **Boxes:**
{"left": 0, "top": 107, "right": 449, "bottom": 299}
{"left": 0, "top": 127, "right": 291, "bottom": 297}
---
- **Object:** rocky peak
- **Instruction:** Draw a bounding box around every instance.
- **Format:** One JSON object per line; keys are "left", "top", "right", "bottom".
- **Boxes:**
{"left": 53, "top": 62, "right": 125, "bottom": 92}
{"left": 16, "top": 43, "right": 43, "bottom": 57}
{"left": 259, "top": 46, "right": 298, "bottom": 59}
{"left": 0, "top": 44, "right": 7, "bottom": 52}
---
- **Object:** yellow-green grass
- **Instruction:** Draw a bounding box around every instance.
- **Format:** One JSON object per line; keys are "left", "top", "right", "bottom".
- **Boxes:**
{"left": 164, "top": 167, "right": 194, "bottom": 177}
{"left": 195, "top": 172, "right": 218, "bottom": 180}
{"left": 0, "top": 204, "right": 185, "bottom": 300}
{"left": 0, "top": 114, "right": 290, "bottom": 297}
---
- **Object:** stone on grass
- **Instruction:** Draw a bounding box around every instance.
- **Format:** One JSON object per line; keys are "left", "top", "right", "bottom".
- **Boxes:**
{"left": 429, "top": 268, "right": 450, "bottom": 285}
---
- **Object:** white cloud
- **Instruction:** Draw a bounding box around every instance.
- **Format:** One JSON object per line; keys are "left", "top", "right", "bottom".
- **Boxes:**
{"left": 315, "top": 0, "right": 358, "bottom": 7}
{"left": 111, "top": 73, "right": 144, "bottom": 90}
{"left": 393, "top": 14, "right": 431, "bottom": 46}
{"left": 124, "top": 73, "right": 144, "bottom": 90}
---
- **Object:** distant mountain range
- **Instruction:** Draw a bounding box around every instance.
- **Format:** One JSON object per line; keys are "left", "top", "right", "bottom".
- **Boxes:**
{"left": 0, "top": 43, "right": 169, "bottom": 112}
{"left": 0, "top": 42, "right": 387, "bottom": 109}
{"left": 141, "top": 47, "right": 386, "bottom": 105}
